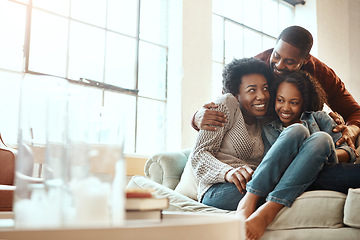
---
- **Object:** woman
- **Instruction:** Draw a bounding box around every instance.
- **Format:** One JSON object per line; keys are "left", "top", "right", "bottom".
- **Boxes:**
{"left": 190, "top": 57, "right": 273, "bottom": 210}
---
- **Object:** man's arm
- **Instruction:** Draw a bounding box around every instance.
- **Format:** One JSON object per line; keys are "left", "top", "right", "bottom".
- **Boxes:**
{"left": 191, "top": 102, "right": 227, "bottom": 131}
{"left": 304, "top": 56, "right": 360, "bottom": 148}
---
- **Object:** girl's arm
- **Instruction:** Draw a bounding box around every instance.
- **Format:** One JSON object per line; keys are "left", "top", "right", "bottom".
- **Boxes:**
{"left": 336, "top": 149, "right": 351, "bottom": 163}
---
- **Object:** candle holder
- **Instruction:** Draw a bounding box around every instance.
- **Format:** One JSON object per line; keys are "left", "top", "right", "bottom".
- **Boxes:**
{"left": 15, "top": 76, "right": 126, "bottom": 228}
{"left": 15, "top": 75, "right": 68, "bottom": 228}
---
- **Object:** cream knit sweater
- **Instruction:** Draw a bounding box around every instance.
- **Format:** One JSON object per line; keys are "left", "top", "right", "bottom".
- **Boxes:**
{"left": 191, "top": 93, "right": 264, "bottom": 201}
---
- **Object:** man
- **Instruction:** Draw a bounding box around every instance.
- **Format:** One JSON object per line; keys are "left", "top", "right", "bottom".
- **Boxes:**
{"left": 192, "top": 25, "right": 360, "bottom": 194}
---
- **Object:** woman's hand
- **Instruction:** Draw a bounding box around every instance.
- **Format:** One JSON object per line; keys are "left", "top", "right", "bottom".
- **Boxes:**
{"left": 194, "top": 102, "right": 227, "bottom": 131}
{"left": 225, "top": 166, "right": 254, "bottom": 194}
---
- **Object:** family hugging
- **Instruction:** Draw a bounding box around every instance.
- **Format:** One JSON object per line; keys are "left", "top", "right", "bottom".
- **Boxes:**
{"left": 189, "top": 26, "right": 360, "bottom": 240}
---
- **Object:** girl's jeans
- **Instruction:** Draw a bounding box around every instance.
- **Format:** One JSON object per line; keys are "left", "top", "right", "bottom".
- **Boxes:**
{"left": 202, "top": 124, "right": 337, "bottom": 210}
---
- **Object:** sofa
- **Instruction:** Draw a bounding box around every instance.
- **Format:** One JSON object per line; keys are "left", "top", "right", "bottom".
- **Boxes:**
{"left": 127, "top": 148, "right": 360, "bottom": 240}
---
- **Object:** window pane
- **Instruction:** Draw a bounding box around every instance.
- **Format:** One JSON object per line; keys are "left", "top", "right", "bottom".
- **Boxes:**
{"left": 243, "top": 0, "right": 261, "bottom": 30}
{"left": 223, "top": 0, "right": 243, "bottom": 23}
{"left": 104, "top": 92, "right": 136, "bottom": 154}
{"left": 67, "top": 83, "right": 103, "bottom": 142}
{"left": 0, "top": 0, "right": 26, "bottom": 71}
{"left": 138, "top": 42, "right": 167, "bottom": 100}
{"left": 105, "top": 32, "right": 136, "bottom": 89}
{"left": 224, "top": 21, "right": 243, "bottom": 64}
{"left": 212, "top": 62, "right": 223, "bottom": 99}
{"left": 279, "top": 2, "right": 294, "bottom": 34}
{"left": 29, "top": 9, "right": 68, "bottom": 77}
{"left": 33, "top": 0, "right": 70, "bottom": 16}
{"left": 262, "top": 35, "right": 276, "bottom": 51}
{"left": 212, "top": 15, "right": 224, "bottom": 63}
{"left": 137, "top": 98, "right": 165, "bottom": 155}
{"left": 0, "top": 71, "right": 21, "bottom": 144}
{"left": 68, "top": 21, "right": 105, "bottom": 81}
{"left": 212, "top": 0, "right": 224, "bottom": 16}
{"left": 244, "top": 29, "right": 262, "bottom": 57}
{"left": 107, "top": 0, "right": 138, "bottom": 37}
{"left": 20, "top": 75, "right": 68, "bottom": 145}
{"left": 71, "top": 0, "right": 106, "bottom": 28}
{"left": 139, "top": 0, "right": 168, "bottom": 45}
{"left": 262, "top": 0, "right": 278, "bottom": 37}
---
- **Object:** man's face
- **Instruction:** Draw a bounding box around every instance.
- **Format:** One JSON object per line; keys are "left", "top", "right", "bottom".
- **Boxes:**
{"left": 270, "top": 39, "right": 305, "bottom": 76}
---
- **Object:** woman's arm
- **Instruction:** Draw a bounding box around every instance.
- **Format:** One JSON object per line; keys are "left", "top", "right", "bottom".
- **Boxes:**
{"left": 191, "top": 99, "right": 234, "bottom": 184}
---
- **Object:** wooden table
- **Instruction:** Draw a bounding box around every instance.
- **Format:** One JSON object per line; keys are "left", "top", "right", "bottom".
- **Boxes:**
{"left": 0, "top": 212, "right": 245, "bottom": 240}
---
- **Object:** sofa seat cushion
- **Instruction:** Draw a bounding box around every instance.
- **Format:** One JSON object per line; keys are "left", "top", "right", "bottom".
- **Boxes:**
{"left": 127, "top": 175, "right": 230, "bottom": 214}
{"left": 268, "top": 190, "right": 346, "bottom": 230}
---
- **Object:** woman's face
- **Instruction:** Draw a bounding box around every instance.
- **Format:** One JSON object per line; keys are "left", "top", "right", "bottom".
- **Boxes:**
{"left": 236, "top": 73, "right": 270, "bottom": 124}
{"left": 275, "top": 81, "right": 304, "bottom": 127}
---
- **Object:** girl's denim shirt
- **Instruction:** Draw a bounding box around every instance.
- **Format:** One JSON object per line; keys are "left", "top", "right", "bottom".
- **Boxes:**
{"left": 262, "top": 111, "right": 356, "bottom": 162}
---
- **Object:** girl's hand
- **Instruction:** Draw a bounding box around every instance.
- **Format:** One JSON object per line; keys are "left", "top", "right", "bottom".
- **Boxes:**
{"left": 225, "top": 166, "right": 254, "bottom": 194}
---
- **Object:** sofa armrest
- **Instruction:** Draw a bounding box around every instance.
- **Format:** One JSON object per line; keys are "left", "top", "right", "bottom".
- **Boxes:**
{"left": 144, "top": 149, "right": 191, "bottom": 190}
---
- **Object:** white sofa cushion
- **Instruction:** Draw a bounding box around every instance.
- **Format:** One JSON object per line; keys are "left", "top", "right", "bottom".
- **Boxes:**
{"left": 344, "top": 188, "right": 360, "bottom": 228}
{"left": 174, "top": 158, "right": 199, "bottom": 201}
{"left": 268, "top": 190, "right": 346, "bottom": 230}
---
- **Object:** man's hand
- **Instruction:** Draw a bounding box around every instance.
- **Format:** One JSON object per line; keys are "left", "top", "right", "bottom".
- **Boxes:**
{"left": 194, "top": 102, "right": 227, "bottom": 131}
{"left": 329, "top": 112, "right": 345, "bottom": 125}
{"left": 330, "top": 112, "right": 360, "bottom": 156}
{"left": 333, "top": 124, "right": 360, "bottom": 154}
{"left": 225, "top": 166, "right": 254, "bottom": 194}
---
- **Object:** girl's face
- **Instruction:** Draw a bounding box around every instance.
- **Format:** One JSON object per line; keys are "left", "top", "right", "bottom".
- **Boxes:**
{"left": 275, "top": 81, "right": 304, "bottom": 127}
{"left": 236, "top": 73, "right": 270, "bottom": 124}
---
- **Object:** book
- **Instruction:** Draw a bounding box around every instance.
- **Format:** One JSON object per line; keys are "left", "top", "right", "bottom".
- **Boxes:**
{"left": 125, "top": 197, "right": 169, "bottom": 211}
{"left": 126, "top": 209, "right": 162, "bottom": 223}
{"left": 126, "top": 188, "right": 154, "bottom": 198}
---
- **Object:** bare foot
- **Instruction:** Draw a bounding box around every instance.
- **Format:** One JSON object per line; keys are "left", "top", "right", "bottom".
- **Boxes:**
{"left": 236, "top": 193, "right": 260, "bottom": 220}
{"left": 245, "top": 201, "right": 284, "bottom": 240}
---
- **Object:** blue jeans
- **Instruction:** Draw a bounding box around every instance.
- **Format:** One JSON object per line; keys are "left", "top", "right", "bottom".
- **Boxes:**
{"left": 308, "top": 163, "right": 360, "bottom": 193}
{"left": 201, "top": 182, "right": 266, "bottom": 211}
{"left": 247, "top": 124, "right": 337, "bottom": 207}
{"left": 202, "top": 124, "right": 338, "bottom": 210}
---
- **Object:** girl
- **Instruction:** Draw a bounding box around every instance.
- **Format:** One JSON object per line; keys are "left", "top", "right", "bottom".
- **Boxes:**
{"left": 239, "top": 70, "right": 356, "bottom": 240}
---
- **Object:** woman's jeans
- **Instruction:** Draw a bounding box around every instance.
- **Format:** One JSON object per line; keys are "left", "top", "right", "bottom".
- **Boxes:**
{"left": 202, "top": 124, "right": 337, "bottom": 210}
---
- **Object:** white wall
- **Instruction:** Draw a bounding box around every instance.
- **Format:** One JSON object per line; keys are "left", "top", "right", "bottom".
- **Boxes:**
{"left": 181, "top": 0, "right": 213, "bottom": 149}
{"left": 314, "top": 0, "right": 360, "bottom": 102}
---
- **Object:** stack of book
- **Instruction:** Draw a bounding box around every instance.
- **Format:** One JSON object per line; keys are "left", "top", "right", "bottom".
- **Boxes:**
{"left": 126, "top": 188, "right": 169, "bottom": 223}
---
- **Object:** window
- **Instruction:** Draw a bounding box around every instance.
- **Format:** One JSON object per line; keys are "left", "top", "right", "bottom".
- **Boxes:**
{"left": 212, "top": 0, "right": 295, "bottom": 98}
{"left": 0, "top": 0, "right": 172, "bottom": 155}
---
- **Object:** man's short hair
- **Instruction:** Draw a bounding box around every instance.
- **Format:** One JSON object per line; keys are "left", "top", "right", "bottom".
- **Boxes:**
{"left": 277, "top": 26, "right": 313, "bottom": 58}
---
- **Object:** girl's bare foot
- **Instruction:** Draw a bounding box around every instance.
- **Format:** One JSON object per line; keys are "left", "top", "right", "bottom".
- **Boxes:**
{"left": 236, "top": 192, "right": 260, "bottom": 220}
{"left": 245, "top": 201, "right": 284, "bottom": 240}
